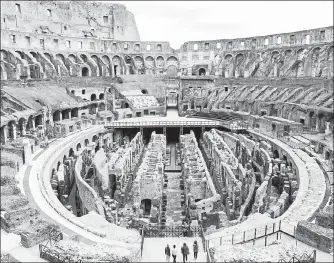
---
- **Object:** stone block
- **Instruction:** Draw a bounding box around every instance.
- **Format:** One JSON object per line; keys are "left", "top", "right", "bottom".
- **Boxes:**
{"left": 20, "top": 219, "right": 62, "bottom": 248}
{"left": 316, "top": 205, "right": 333, "bottom": 229}
{"left": 2, "top": 207, "right": 40, "bottom": 232}
{"left": 1, "top": 194, "right": 29, "bottom": 211}
{"left": 296, "top": 221, "right": 333, "bottom": 253}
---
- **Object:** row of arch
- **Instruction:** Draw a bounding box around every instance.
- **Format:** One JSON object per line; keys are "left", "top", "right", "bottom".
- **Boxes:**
{"left": 1, "top": 49, "right": 180, "bottom": 80}
{"left": 215, "top": 45, "right": 333, "bottom": 78}
{"left": 1, "top": 102, "right": 106, "bottom": 144}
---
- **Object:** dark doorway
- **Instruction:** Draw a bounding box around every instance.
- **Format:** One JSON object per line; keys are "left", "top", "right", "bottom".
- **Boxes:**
{"left": 199, "top": 68, "right": 206, "bottom": 76}
{"left": 141, "top": 199, "right": 151, "bottom": 215}
{"left": 273, "top": 150, "right": 279, "bottom": 159}
{"left": 109, "top": 174, "right": 117, "bottom": 198}
{"left": 167, "top": 127, "right": 180, "bottom": 143}
{"left": 82, "top": 67, "right": 89, "bottom": 77}
{"left": 114, "top": 65, "right": 118, "bottom": 76}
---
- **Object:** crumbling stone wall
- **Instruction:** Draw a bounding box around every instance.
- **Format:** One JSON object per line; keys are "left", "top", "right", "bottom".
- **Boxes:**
{"left": 133, "top": 131, "right": 165, "bottom": 223}
{"left": 1, "top": 178, "right": 62, "bottom": 248}
{"left": 180, "top": 131, "right": 220, "bottom": 221}
{"left": 296, "top": 220, "right": 333, "bottom": 253}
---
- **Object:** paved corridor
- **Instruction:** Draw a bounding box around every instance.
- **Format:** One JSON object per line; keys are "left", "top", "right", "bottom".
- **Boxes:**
{"left": 141, "top": 237, "right": 206, "bottom": 262}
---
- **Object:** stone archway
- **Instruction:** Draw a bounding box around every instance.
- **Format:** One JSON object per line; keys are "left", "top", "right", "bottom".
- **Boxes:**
{"left": 198, "top": 68, "right": 206, "bottom": 76}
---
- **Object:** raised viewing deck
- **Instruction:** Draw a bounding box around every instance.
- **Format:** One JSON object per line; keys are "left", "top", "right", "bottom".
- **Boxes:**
{"left": 104, "top": 110, "right": 249, "bottom": 130}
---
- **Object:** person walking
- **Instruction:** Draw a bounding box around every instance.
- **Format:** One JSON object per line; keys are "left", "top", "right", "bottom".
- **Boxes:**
{"left": 165, "top": 244, "right": 171, "bottom": 262}
{"left": 172, "top": 245, "right": 177, "bottom": 263}
{"left": 193, "top": 240, "right": 198, "bottom": 259}
{"left": 181, "top": 243, "right": 189, "bottom": 263}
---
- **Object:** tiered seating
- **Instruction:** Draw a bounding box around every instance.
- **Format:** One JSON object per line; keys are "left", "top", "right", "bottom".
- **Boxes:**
{"left": 188, "top": 111, "right": 241, "bottom": 122}
{"left": 127, "top": 95, "right": 160, "bottom": 108}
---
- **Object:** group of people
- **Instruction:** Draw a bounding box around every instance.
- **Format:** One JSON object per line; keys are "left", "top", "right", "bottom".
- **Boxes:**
{"left": 165, "top": 241, "right": 199, "bottom": 263}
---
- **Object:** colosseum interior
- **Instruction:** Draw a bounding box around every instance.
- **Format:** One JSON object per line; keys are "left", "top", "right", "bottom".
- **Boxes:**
{"left": 0, "top": 1, "right": 333, "bottom": 262}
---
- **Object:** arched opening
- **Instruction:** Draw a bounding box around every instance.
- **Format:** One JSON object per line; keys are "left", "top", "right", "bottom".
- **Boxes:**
{"left": 84, "top": 139, "right": 89, "bottom": 146}
{"left": 124, "top": 102, "right": 129, "bottom": 108}
{"left": 198, "top": 68, "right": 206, "bottom": 76}
{"left": 109, "top": 174, "right": 117, "bottom": 198}
{"left": 91, "top": 94, "right": 97, "bottom": 101}
{"left": 68, "top": 54, "right": 77, "bottom": 63}
{"left": 325, "top": 151, "right": 330, "bottom": 160}
{"left": 57, "top": 161, "right": 61, "bottom": 171}
{"left": 95, "top": 144, "right": 100, "bottom": 153}
{"left": 99, "top": 93, "right": 104, "bottom": 100}
{"left": 156, "top": 56, "right": 165, "bottom": 69}
{"left": 92, "top": 135, "right": 98, "bottom": 143}
{"left": 35, "top": 115, "right": 43, "bottom": 127}
{"left": 76, "top": 143, "right": 81, "bottom": 151}
{"left": 63, "top": 155, "right": 67, "bottom": 163}
{"left": 273, "top": 150, "right": 279, "bottom": 159}
{"left": 141, "top": 199, "right": 152, "bottom": 215}
{"left": 141, "top": 89, "right": 148, "bottom": 95}
{"left": 69, "top": 148, "right": 74, "bottom": 158}
{"left": 71, "top": 108, "right": 78, "bottom": 118}
{"left": 82, "top": 67, "right": 89, "bottom": 77}
{"left": 62, "top": 110, "right": 69, "bottom": 120}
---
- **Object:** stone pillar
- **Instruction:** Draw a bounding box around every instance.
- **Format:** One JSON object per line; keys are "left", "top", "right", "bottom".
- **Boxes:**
{"left": 201, "top": 127, "right": 205, "bottom": 140}
{"left": 180, "top": 126, "right": 184, "bottom": 136}
{"left": 23, "top": 138, "right": 32, "bottom": 165}
{"left": 99, "top": 132, "right": 103, "bottom": 147}
{"left": 31, "top": 117, "right": 35, "bottom": 130}
{"left": 21, "top": 121, "right": 26, "bottom": 136}
{"left": 1, "top": 126, "right": 8, "bottom": 144}
{"left": 140, "top": 128, "right": 143, "bottom": 135}
{"left": 11, "top": 122, "right": 17, "bottom": 140}
{"left": 68, "top": 110, "right": 72, "bottom": 120}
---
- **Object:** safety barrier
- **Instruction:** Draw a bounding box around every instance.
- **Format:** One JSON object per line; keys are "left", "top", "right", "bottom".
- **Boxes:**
{"left": 204, "top": 220, "right": 297, "bottom": 250}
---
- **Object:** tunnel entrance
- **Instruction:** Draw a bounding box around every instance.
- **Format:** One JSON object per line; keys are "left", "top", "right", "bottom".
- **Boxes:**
{"left": 166, "top": 127, "right": 180, "bottom": 143}
{"left": 141, "top": 199, "right": 151, "bottom": 215}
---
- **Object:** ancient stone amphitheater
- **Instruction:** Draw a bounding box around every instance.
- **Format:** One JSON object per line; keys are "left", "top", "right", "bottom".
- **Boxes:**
{"left": 1, "top": 1, "right": 333, "bottom": 262}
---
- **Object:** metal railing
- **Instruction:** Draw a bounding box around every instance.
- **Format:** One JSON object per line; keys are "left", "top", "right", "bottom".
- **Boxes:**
{"left": 278, "top": 250, "right": 316, "bottom": 263}
{"left": 105, "top": 120, "right": 223, "bottom": 127}
{"left": 140, "top": 226, "right": 145, "bottom": 256}
{"left": 205, "top": 220, "right": 296, "bottom": 249}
